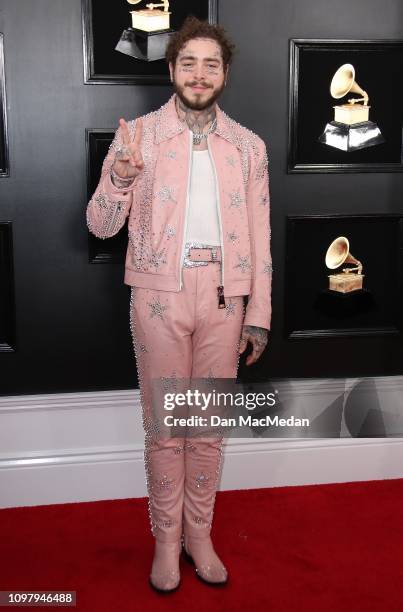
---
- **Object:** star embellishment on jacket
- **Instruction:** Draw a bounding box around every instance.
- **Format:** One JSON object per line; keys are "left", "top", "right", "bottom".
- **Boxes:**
{"left": 150, "top": 248, "right": 167, "bottom": 271}
{"left": 165, "top": 225, "right": 176, "bottom": 239}
{"left": 234, "top": 254, "right": 251, "bottom": 273}
{"left": 228, "top": 189, "right": 245, "bottom": 209}
{"left": 157, "top": 186, "right": 176, "bottom": 204}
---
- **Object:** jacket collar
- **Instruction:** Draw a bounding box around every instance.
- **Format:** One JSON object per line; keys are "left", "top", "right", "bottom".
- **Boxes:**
{"left": 155, "top": 93, "right": 240, "bottom": 150}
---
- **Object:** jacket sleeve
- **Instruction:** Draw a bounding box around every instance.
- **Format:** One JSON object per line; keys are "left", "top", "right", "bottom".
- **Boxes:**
{"left": 86, "top": 121, "right": 139, "bottom": 240}
{"left": 243, "top": 137, "right": 273, "bottom": 330}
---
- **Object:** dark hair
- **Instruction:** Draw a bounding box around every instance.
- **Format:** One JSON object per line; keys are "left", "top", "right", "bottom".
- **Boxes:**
{"left": 165, "top": 15, "right": 235, "bottom": 68}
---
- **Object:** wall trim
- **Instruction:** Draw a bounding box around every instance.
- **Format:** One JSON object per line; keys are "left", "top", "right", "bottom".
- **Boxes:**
{"left": 0, "top": 382, "right": 402, "bottom": 509}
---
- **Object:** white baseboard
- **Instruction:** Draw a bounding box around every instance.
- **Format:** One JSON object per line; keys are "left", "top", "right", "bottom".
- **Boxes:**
{"left": 0, "top": 380, "right": 402, "bottom": 509}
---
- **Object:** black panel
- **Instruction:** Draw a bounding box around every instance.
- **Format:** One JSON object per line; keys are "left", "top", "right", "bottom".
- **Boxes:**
{"left": 0, "top": 223, "right": 16, "bottom": 352}
{"left": 285, "top": 214, "right": 403, "bottom": 338}
{"left": 0, "top": 33, "right": 9, "bottom": 177}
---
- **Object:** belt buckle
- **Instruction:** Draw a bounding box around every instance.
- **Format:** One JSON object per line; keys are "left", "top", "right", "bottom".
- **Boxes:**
{"left": 183, "top": 243, "right": 209, "bottom": 267}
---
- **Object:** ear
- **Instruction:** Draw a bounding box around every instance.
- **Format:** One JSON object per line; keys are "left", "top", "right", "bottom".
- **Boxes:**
{"left": 169, "top": 61, "right": 174, "bottom": 82}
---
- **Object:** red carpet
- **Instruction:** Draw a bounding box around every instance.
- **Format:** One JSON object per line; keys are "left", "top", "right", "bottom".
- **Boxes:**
{"left": 1, "top": 479, "right": 403, "bottom": 611}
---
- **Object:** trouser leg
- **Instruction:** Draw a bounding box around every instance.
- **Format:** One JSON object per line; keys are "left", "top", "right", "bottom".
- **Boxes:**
{"left": 129, "top": 276, "right": 195, "bottom": 543}
{"left": 183, "top": 263, "right": 245, "bottom": 539}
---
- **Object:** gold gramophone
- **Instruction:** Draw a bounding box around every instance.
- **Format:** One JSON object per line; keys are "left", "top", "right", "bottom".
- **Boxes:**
{"left": 116, "top": 0, "right": 173, "bottom": 62}
{"left": 129, "top": 0, "right": 171, "bottom": 32}
{"left": 325, "top": 236, "right": 364, "bottom": 293}
{"left": 318, "top": 63, "right": 385, "bottom": 151}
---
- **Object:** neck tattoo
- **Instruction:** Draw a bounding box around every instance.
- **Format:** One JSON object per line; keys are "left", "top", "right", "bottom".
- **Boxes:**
{"left": 176, "top": 98, "right": 217, "bottom": 146}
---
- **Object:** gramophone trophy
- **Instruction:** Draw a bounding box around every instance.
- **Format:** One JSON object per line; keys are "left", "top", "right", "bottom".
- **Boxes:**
{"left": 325, "top": 236, "right": 364, "bottom": 293}
{"left": 318, "top": 63, "right": 385, "bottom": 151}
{"left": 115, "top": 0, "right": 174, "bottom": 62}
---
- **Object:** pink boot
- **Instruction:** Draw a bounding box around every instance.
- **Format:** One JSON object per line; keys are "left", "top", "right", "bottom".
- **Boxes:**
{"left": 149, "top": 539, "right": 182, "bottom": 593}
{"left": 144, "top": 435, "right": 186, "bottom": 592}
{"left": 182, "top": 435, "right": 228, "bottom": 585}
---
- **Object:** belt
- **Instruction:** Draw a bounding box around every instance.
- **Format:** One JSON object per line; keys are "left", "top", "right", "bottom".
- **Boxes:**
{"left": 182, "top": 242, "right": 222, "bottom": 267}
{"left": 182, "top": 242, "right": 226, "bottom": 309}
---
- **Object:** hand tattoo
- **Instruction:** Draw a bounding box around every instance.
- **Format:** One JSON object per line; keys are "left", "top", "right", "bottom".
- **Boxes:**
{"left": 239, "top": 325, "right": 269, "bottom": 365}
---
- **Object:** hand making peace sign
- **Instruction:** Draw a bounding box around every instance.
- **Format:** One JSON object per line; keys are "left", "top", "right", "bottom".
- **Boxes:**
{"left": 112, "top": 117, "right": 144, "bottom": 180}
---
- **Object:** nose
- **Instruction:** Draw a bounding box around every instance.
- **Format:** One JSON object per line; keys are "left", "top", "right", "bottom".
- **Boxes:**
{"left": 194, "top": 63, "right": 205, "bottom": 80}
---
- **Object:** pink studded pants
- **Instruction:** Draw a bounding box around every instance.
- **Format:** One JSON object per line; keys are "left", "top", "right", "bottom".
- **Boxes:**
{"left": 129, "top": 253, "right": 246, "bottom": 543}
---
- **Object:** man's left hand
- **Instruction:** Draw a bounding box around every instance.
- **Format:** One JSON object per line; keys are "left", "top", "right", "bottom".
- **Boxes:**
{"left": 239, "top": 325, "right": 268, "bottom": 365}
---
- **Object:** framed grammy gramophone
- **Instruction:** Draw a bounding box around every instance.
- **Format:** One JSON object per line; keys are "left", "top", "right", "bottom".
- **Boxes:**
{"left": 116, "top": 0, "right": 174, "bottom": 62}
{"left": 318, "top": 63, "right": 385, "bottom": 152}
{"left": 288, "top": 39, "right": 403, "bottom": 173}
{"left": 325, "top": 236, "right": 364, "bottom": 293}
{"left": 285, "top": 214, "right": 403, "bottom": 339}
{"left": 82, "top": 0, "right": 218, "bottom": 84}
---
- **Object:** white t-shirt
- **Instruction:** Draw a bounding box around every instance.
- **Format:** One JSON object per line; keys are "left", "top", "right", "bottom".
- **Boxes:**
{"left": 185, "top": 149, "right": 221, "bottom": 246}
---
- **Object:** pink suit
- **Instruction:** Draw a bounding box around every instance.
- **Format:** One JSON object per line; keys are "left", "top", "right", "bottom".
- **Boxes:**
{"left": 86, "top": 93, "right": 272, "bottom": 545}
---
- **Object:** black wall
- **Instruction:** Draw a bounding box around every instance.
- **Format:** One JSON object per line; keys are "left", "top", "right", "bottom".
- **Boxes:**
{"left": 1, "top": 0, "right": 403, "bottom": 396}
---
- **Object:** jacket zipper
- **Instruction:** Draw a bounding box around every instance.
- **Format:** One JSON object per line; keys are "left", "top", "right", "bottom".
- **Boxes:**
{"left": 207, "top": 136, "right": 225, "bottom": 307}
{"left": 178, "top": 131, "right": 193, "bottom": 290}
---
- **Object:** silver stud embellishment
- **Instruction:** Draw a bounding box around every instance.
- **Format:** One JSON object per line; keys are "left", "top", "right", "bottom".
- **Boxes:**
{"left": 225, "top": 300, "right": 236, "bottom": 317}
{"left": 160, "top": 371, "right": 178, "bottom": 392}
{"left": 165, "top": 225, "right": 176, "bottom": 239}
{"left": 227, "top": 230, "right": 239, "bottom": 244}
{"left": 95, "top": 193, "right": 107, "bottom": 209}
{"left": 185, "top": 441, "right": 197, "bottom": 453}
{"left": 149, "top": 248, "right": 167, "bottom": 271}
{"left": 154, "top": 474, "right": 176, "bottom": 492}
{"left": 195, "top": 472, "right": 211, "bottom": 488}
{"left": 157, "top": 185, "right": 176, "bottom": 204}
{"left": 228, "top": 189, "right": 245, "bottom": 209}
{"left": 263, "top": 260, "right": 273, "bottom": 275}
{"left": 147, "top": 296, "right": 168, "bottom": 320}
{"left": 234, "top": 254, "right": 251, "bottom": 273}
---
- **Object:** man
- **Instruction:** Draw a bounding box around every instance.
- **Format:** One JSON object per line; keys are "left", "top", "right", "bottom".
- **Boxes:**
{"left": 86, "top": 16, "right": 272, "bottom": 593}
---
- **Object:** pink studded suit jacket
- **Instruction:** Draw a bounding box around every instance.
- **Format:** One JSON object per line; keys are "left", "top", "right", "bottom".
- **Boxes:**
{"left": 86, "top": 94, "right": 272, "bottom": 330}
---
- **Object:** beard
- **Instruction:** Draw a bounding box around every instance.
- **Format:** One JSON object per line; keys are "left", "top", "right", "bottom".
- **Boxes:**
{"left": 173, "top": 79, "right": 225, "bottom": 111}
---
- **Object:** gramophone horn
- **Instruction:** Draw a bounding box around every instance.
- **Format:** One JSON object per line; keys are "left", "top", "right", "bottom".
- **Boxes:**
{"left": 330, "top": 63, "right": 368, "bottom": 105}
{"left": 326, "top": 236, "right": 349, "bottom": 269}
{"left": 325, "top": 236, "right": 362, "bottom": 270}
